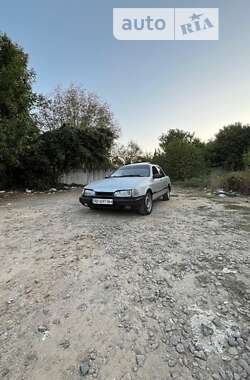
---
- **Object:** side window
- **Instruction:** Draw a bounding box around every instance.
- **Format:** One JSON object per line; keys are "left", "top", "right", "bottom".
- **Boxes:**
{"left": 152, "top": 166, "right": 159, "bottom": 177}
{"left": 158, "top": 166, "right": 166, "bottom": 178}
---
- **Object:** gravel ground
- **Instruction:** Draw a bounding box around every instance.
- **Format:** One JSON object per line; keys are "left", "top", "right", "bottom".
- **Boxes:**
{"left": 0, "top": 188, "right": 249, "bottom": 380}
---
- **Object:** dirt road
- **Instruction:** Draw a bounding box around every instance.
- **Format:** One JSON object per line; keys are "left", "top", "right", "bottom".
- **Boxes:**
{"left": 0, "top": 188, "right": 249, "bottom": 380}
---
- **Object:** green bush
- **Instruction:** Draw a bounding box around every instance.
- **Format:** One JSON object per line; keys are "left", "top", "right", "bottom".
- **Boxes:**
{"left": 219, "top": 171, "right": 250, "bottom": 195}
{"left": 181, "top": 176, "right": 209, "bottom": 189}
{"left": 177, "top": 171, "right": 250, "bottom": 195}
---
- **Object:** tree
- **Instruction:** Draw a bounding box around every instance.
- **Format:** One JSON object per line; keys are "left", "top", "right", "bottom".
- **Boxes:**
{"left": 111, "top": 140, "right": 143, "bottom": 166}
{"left": 156, "top": 129, "right": 206, "bottom": 180}
{"left": 159, "top": 129, "right": 194, "bottom": 150}
{"left": 16, "top": 124, "right": 117, "bottom": 189}
{"left": 243, "top": 150, "right": 250, "bottom": 170}
{"left": 0, "top": 33, "right": 38, "bottom": 188}
{"left": 36, "top": 84, "right": 119, "bottom": 136}
{"left": 208, "top": 123, "right": 250, "bottom": 170}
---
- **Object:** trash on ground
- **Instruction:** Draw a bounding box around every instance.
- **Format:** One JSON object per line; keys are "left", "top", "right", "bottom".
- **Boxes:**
{"left": 214, "top": 189, "right": 238, "bottom": 197}
{"left": 222, "top": 267, "right": 237, "bottom": 274}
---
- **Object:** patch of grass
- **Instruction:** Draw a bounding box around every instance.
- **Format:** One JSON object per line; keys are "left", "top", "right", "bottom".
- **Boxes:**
{"left": 178, "top": 171, "right": 250, "bottom": 196}
{"left": 181, "top": 176, "right": 209, "bottom": 189}
{"left": 210, "top": 171, "right": 250, "bottom": 195}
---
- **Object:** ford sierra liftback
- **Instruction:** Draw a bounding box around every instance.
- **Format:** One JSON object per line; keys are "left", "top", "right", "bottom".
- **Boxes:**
{"left": 79, "top": 163, "right": 171, "bottom": 215}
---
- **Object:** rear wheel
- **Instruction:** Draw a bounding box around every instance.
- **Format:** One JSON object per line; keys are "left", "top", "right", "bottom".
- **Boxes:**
{"left": 138, "top": 191, "right": 153, "bottom": 215}
{"left": 162, "top": 187, "right": 170, "bottom": 201}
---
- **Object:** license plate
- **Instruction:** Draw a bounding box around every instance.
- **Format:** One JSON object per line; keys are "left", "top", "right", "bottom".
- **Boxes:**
{"left": 92, "top": 198, "right": 113, "bottom": 205}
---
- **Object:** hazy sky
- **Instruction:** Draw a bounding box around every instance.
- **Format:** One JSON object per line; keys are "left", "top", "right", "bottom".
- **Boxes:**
{"left": 1, "top": 0, "right": 250, "bottom": 150}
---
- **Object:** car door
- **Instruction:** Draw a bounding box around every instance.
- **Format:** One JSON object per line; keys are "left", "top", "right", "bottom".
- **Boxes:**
{"left": 157, "top": 166, "right": 169, "bottom": 193}
{"left": 152, "top": 165, "right": 162, "bottom": 199}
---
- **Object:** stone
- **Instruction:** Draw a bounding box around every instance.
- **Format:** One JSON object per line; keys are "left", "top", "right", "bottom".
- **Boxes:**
{"left": 170, "top": 335, "right": 180, "bottom": 346}
{"left": 225, "top": 370, "right": 234, "bottom": 380}
{"left": 89, "top": 350, "right": 97, "bottom": 360}
{"left": 37, "top": 325, "right": 48, "bottom": 333}
{"left": 228, "top": 347, "right": 238, "bottom": 356}
{"left": 211, "top": 374, "right": 220, "bottom": 380}
{"left": 189, "top": 343, "right": 195, "bottom": 354}
{"left": 168, "top": 359, "right": 177, "bottom": 368}
{"left": 176, "top": 343, "right": 185, "bottom": 354}
{"left": 201, "top": 323, "right": 214, "bottom": 337}
{"left": 52, "top": 319, "right": 60, "bottom": 325}
{"left": 79, "top": 360, "right": 90, "bottom": 376}
{"left": 233, "top": 374, "right": 241, "bottom": 380}
{"left": 59, "top": 339, "right": 70, "bottom": 349}
{"left": 218, "top": 369, "right": 227, "bottom": 379}
{"left": 121, "top": 374, "right": 132, "bottom": 380}
{"left": 238, "top": 359, "right": 250, "bottom": 374}
{"left": 136, "top": 354, "right": 145, "bottom": 367}
{"left": 228, "top": 337, "right": 238, "bottom": 347}
{"left": 24, "top": 352, "right": 38, "bottom": 366}
{"left": 194, "top": 350, "right": 207, "bottom": 361}
{"left": 212, "top": 317, "right": 223, "bottom": 329}
{"left": 1, "top": 368, "right": 10, "bottom": 377}
{"left": 165, "top": 323, "right": 174, "bottom": 332}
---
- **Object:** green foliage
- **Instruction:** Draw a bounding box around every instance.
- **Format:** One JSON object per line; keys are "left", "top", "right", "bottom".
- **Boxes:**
{"left": 210, "top": 171, "right": 250, "bottom": 195}
{"left": 11, "top": 125, "right": 117, "bottom": 189}
{"left": 181, "top": 176, "right": 209, "bottom": 189}
{"left": 0, "top": 33, "right": 36, "bottom": 119}
{"left": 155, "top": 129, "right": 207, "bottom": 180}
{"left": 243, "top": 150, "right": 250, "bottom": 169}
{"left": 1, "top": 34, "right": 250, "bottom": 191}
{"left": 159, "top": 129, "right": 200, "bottom": 150}
{"left": 0, "top": 33, "right": 39, "bottom": 188}
{"left": 207, "top": 123, "right": 250, "bottom": 170}
{"left": 0, "top": 34, "right": 118, "bottom": 190}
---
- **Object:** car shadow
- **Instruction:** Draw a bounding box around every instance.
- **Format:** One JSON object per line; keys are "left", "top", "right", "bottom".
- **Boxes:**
{"left": 78, "top": 197, "right": 164, "bottom": 219}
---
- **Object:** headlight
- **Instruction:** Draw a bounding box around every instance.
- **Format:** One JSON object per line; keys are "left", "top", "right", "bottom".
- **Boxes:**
{"left": 84, "top": 189, "right": 95, "bottom": 196}
{"left": 114, "top": 189, "right": 132, "bottom": 197}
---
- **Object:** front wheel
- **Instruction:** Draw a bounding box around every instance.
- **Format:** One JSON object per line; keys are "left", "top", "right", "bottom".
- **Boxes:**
{"left": 162, "top": 187, "right": 170, "bottom": 201}
{"left": 138, "top": 191, "right": 153, "bottom": 215}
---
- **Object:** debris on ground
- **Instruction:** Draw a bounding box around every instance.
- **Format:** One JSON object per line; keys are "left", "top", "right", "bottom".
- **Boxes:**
{"left": 214, "top": 189, "right": 239, "bottom": 197}
{"left": 0, "top": 188, "right": 249, "bottom": 379}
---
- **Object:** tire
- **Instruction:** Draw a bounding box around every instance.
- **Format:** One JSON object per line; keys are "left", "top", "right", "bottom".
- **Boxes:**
{"left": 162, "top": 186, "right": 170, "bottom": 201}
{"left": 138, "top": 191, "right": 153, "bottom": 215}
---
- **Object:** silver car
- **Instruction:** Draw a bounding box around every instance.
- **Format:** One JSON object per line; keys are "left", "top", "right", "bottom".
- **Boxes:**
{"left": 79, "top": 163, "right": 171, "bottom": 215}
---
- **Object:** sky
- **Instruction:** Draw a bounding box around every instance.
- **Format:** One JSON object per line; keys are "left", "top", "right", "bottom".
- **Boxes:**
{"left": 1, "top": 0, "right": 250, "bottom": 151}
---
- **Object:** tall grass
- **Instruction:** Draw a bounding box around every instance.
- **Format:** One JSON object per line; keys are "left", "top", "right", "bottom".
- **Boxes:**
{"left": 179, "top": 171, "right": 250, "bottom": 195}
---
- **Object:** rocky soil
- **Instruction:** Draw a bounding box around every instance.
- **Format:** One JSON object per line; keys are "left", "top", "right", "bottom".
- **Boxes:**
{"left": 0, "top": 188, "right": 249, "bottom": 380}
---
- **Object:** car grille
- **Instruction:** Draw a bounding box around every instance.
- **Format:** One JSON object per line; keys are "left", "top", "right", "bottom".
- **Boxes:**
{"left": 95, "top": 192, "right": 114, "bottom": 198}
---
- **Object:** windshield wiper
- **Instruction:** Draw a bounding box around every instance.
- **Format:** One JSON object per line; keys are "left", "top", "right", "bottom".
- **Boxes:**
{"left": 111, "top": 174, "right": 143, "bottom": 178}
{"left": 125, "top": 175, "right": 143, "bottom": 177}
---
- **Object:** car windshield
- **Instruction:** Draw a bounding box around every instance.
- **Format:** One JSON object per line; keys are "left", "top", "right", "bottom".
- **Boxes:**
{"left": 111, "top": 165, "right": 150, "bottom": 178}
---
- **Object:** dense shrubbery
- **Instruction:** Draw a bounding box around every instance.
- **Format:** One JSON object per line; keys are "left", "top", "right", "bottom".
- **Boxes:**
{"left": 0, "top": 34, "right": 118, "bottom": 190}
{"left": 206, "top": 123, "right": 250, "bottom": 170}
{"left": 214, "top": 171, "right": 250, "bottom": 195}
{"left": 151, "top": 129, "right": 207, "bottom": 180}
{"left": 178, "top": 171, "right": 250, "bottom": 195}
{"left": 1, "top": 33, "right": 250, "bottom": 193}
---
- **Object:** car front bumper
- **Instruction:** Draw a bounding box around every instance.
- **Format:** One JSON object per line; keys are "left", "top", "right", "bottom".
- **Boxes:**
{"left": 79, "top": 195, "right": 144, "bottom": 208}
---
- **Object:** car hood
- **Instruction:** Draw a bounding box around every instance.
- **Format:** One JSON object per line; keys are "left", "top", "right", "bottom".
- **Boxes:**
{"left": 85, "top": 177, "right": 149, "bottom": 192}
